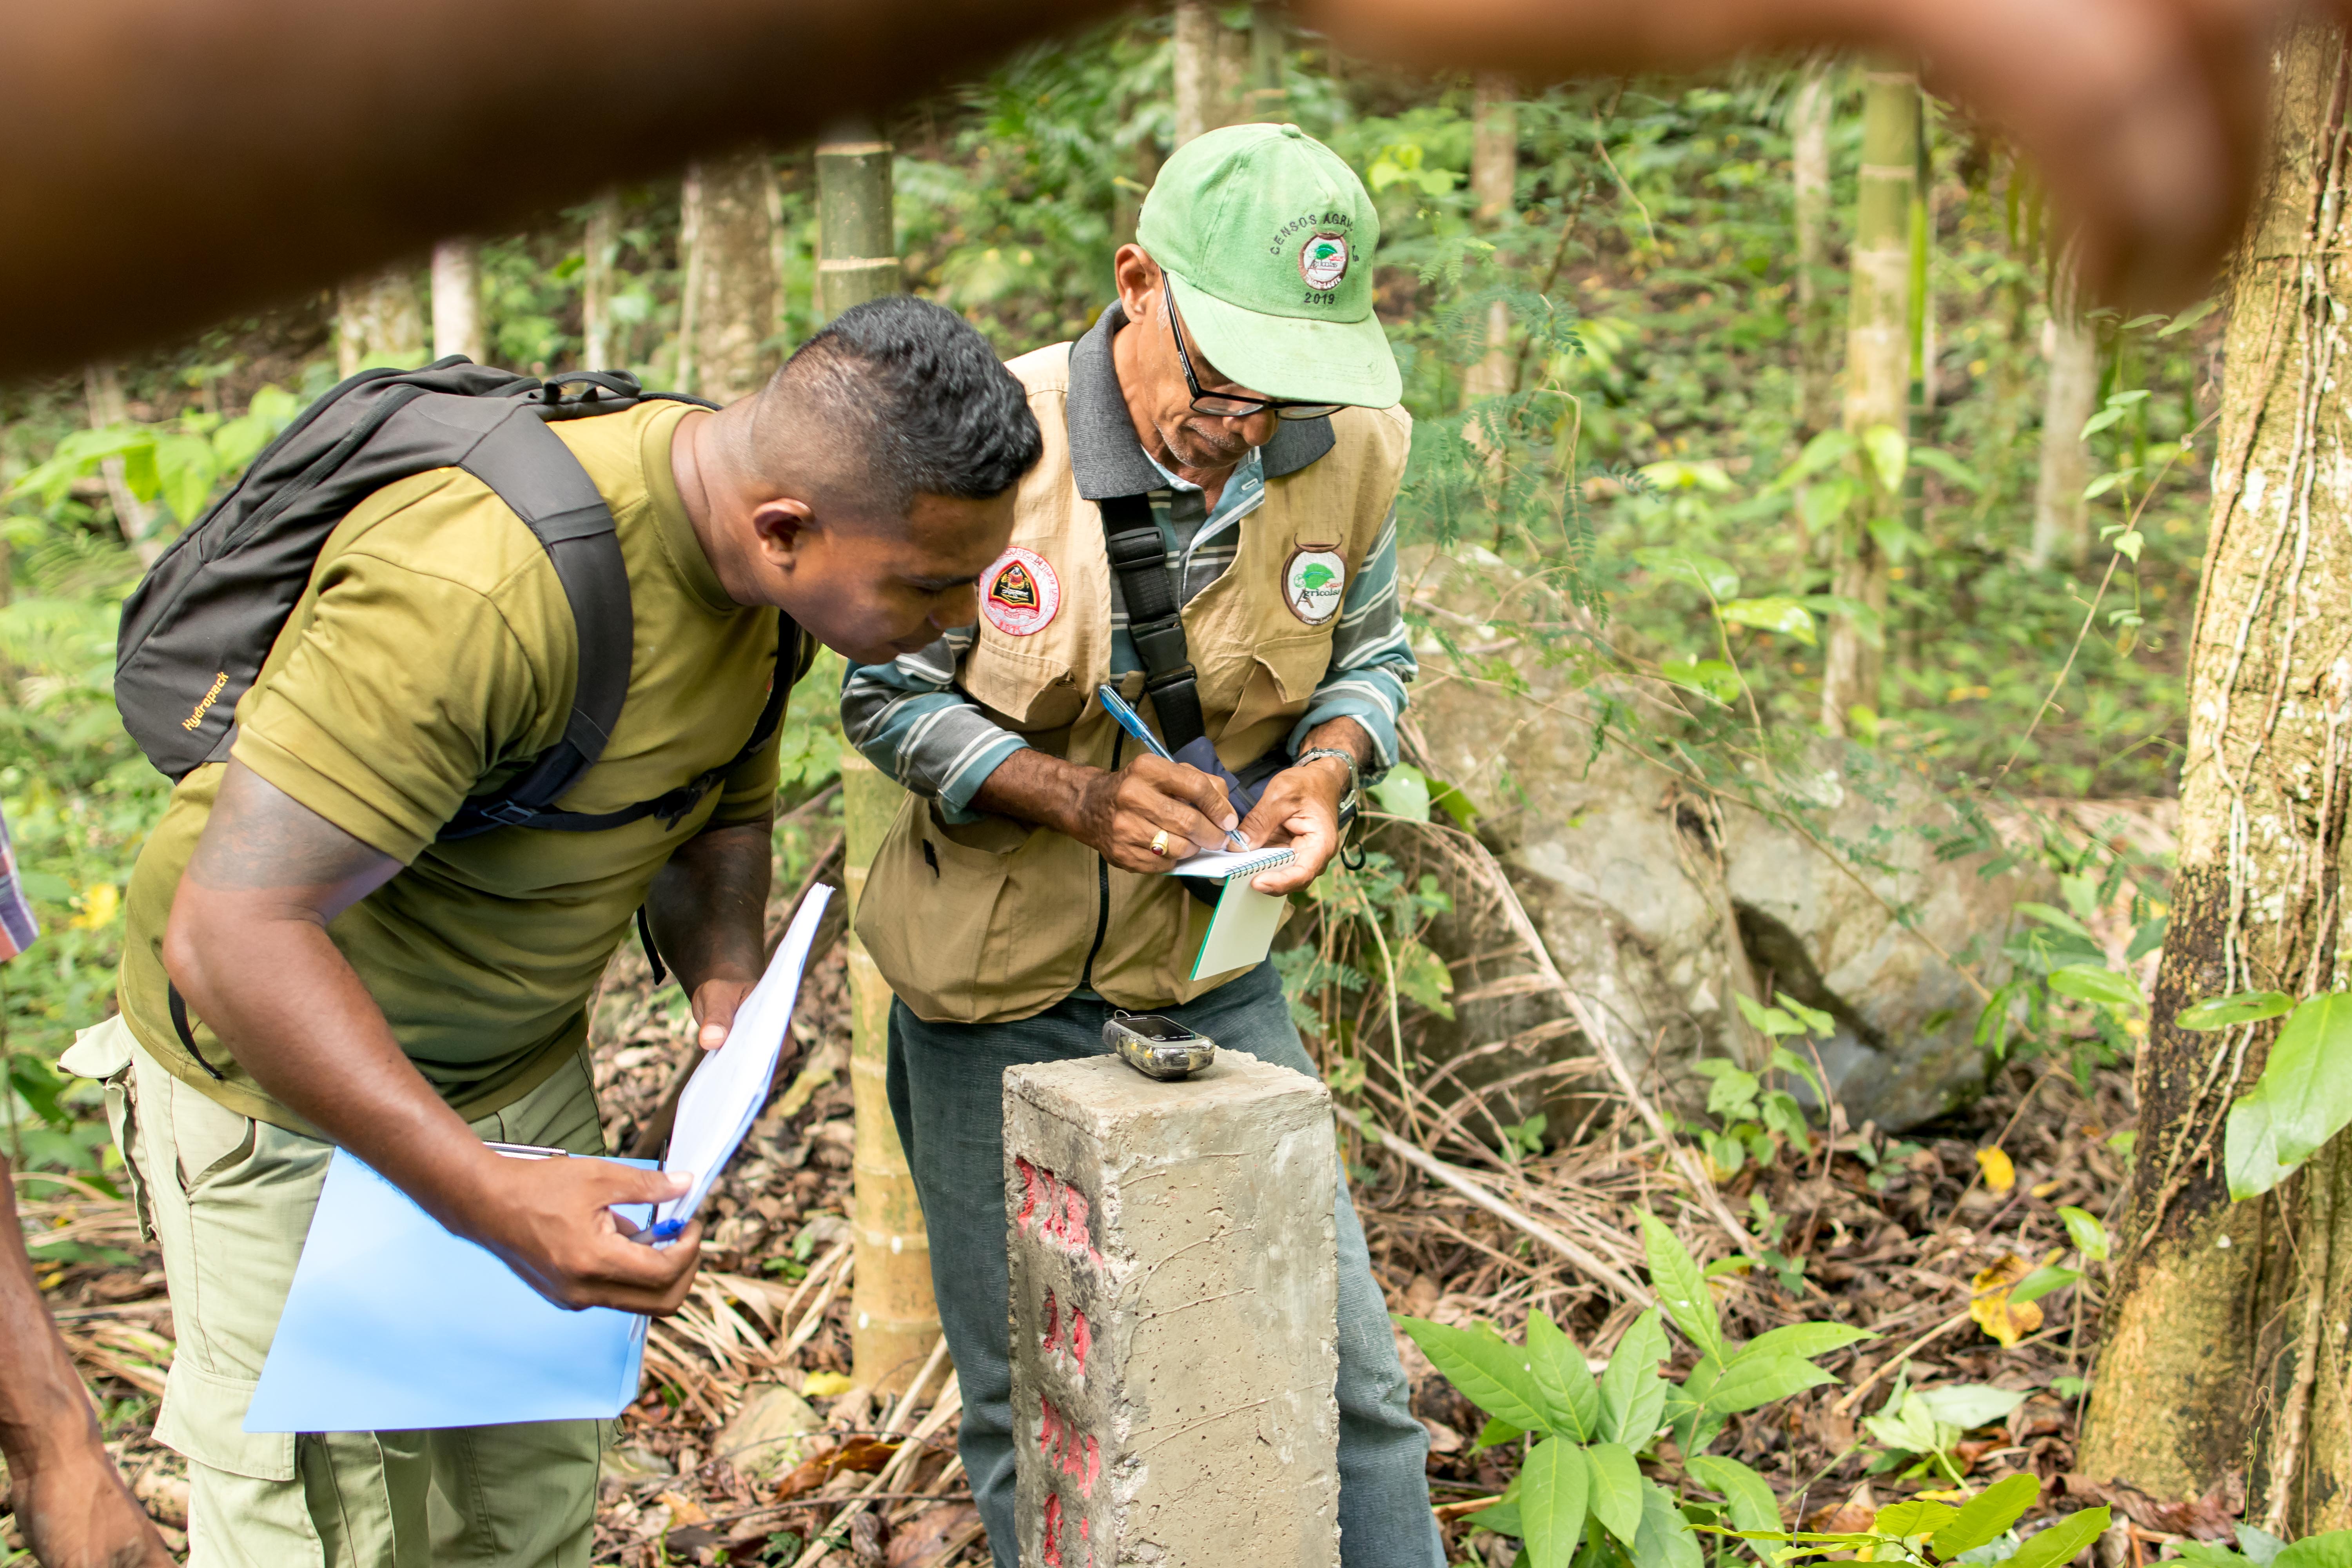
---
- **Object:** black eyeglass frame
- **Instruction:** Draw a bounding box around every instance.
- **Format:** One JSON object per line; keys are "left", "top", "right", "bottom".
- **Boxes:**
{"left": 1163, "top": 278, "right": 1345, "bottom": 422}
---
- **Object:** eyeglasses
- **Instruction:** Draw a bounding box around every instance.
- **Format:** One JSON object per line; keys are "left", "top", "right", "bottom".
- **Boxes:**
{"left": 1163, "top": 278, "right": 1344, "bottom": 422}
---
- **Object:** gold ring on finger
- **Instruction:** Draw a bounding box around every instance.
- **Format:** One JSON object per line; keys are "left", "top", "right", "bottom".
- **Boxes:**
{"left": 1150, "top": 829, "right": 1172, "bottom": 858}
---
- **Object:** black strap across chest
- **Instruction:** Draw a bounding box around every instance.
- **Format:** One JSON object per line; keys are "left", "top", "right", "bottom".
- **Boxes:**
{"left": 1098, "top": 491, "right": 1205, "bottom": 750}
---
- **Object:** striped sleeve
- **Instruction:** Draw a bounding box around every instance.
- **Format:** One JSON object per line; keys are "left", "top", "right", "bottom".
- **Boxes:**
{"left": 1288, "top": 506, "right": 1415, "bottom": 779}
{"left": 839, "top": 626, "right": 1030, "bottom": 822}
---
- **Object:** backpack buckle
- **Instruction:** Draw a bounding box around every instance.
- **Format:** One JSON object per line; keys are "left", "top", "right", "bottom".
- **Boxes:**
{"left": 479, "top": 799, "right": 541, "bottom": 827}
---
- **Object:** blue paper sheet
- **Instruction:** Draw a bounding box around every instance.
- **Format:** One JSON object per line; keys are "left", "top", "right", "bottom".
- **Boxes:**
{"left": 243, "top": 1152, "right": 654, "bottom": 1434}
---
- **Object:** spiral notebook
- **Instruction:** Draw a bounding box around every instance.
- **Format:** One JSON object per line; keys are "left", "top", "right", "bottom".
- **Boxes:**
{"left": 1172, "top": 846, "right": 1295, "bottom": 980}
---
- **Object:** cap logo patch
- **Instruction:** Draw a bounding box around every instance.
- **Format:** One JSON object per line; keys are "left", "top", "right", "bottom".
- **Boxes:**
{"left": 982, "top": 545, "right": 1060, "bottom": 637}
{"left": 1284, "top": 546, "right": 1346, "bottom": 624}
{"left": 1298, "top": 230, "right": 1350, "bottom": 292}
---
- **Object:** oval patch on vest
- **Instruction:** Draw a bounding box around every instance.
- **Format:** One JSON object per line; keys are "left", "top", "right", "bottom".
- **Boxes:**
{"left": 982, "top": 545, "right": 1060, "bottom": 637}
{"left": 1284, "top": 548, "right": 1346, "bottom": 624}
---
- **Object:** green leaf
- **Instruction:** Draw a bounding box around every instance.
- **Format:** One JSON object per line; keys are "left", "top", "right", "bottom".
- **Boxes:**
{"left": 2009, "top": 1507, "right": 2112, "bottom": 1568}
{"left": 2274, "top": 1531, "right": 2352, "bottom": 1568}
{"left": 2114, "top": 529, "right": 2144, "bottom": 562}
{"left": 1702, "top": 1353, "right": 1836, "bottom": 1414}
{"left": 1734, "top": 992, "right": 1806, "bottom": 1038}
{"left": 1517, "top": 1437, "right": 1590, "bottom": 1568}
{"left": 1632, "top": 1479, "right": 1705, "bottom": 1568}
{"left": 2156, "top": 298, "right": 2221, "bottom": 336}
{"left": 1769, "top": 426, "right": 1857, "bottom": 490}
{"left": 2080, "top": 406, "right": 2127, "bottom": 440}
{"left": 1686, "top": 1454, "right": 1780, "bottom": 1534}
{"left": 1871, "top": 1500, "right": 1959, "bottom": 1538}
{"left": 1597, "top": 1310, "right": 1670, "bottom": 1447}
{"left": 1769, "top": 1045, "right": 1829, "bottom": 1102}
{"left": 2176, "top": 991, "right": 2295, "bottom": 1031}
{"left": 1911, "top": 1383, "right": 2027, "bottom": 1429}
{"left": 2047, "top": 963, "right": 2143, "bottom": 1010}
{"left": 2057, "top": 1205, "right": 2110, "bottom": 1262}
{"left": 1392, "top": 940, "right": 1456, "bottom": 1022}
{"left": 1464, "top": 1497, "right": 1523, "bottom": 1537}
{"left": 151, "top": 431, "right": 220, "bottom": 523}
{"left": 1907, "top": 445, "right": 1984, "bottom": 493}
{"left": 1396, "top": 1316, "right": 1550, "bottom": 1433}
{"left": 1932, "top": 1473, "right": 2041, "bottom": 1559}
{"left": 2082, "top": 469, "right": 2130, "bottom": 500}
{"left": 1641, "top": 1212, "right": 1724, "bottom": 1362}
{"left": 1369, "top": 764, "right": 1431, "bottom": 821}
{"left": 2009, "top": 1265, "right": 2082, "bottom": 1306}
{"left": 1697, "top": 1060, "right": 1762, "bottom": 1117}
{"left": 1525, "top": 1309, "right": 1601, "bottom": 1441}
{"left": 1634, "top": 546, "right": 1740, "bottom": 600}
{"left": 1661, "top": 657, "right": 1743, "bottom": 705}
{"left": 1862, "top": 423, "right": 1908, "bottom": 491}
{"left": 1736, "top": 1322, "right": 1874, "bottom": 1364}
{"left": 1473, "top": 1417, "right": 1524, "bottom": 1450}
{"left": 2240, "top": 1525, "right": 2292, "bottom": 1564}
{"left": 1779, "top": 998, "right": 1836, "bottom": 1038}
{"left": 1583, "top": 1442, "right": 1644, "bottom": 1544}
{"left": 2014, "top": 902, "right": 2095, "bottom": 940}
{"left": 2227, "top": 991, "right": 2352, "bottom": 1200}
{"left": 1719, "top": 596, "right": 1818, "bottom": 646}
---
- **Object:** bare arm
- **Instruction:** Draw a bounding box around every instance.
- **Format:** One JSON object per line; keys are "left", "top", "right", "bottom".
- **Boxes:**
{"left": 162, "top": 759, "right": 702, "bottom": 1313}
{"left": 974, "top": 748, "right": 1241, "bottom": 875}
{"left": 0, "top": 1156, "right": 174, "bottom": 1568}
{"left": 645, "top": 818, "right": 772, "bottom": 1053}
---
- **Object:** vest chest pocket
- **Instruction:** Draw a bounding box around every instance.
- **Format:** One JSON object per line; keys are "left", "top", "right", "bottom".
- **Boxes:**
{"left": 1219, "top": 628, "right": 1334, "bottom": 750}
{"left": 962, "top": 638, "right": 1087, "bottom": 735}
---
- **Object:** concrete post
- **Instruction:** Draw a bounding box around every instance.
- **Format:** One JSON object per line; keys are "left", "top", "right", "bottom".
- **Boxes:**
{"left": 840, "top": 751, "right": 935, "bottom": 1394}
{"left": 1004, "top": 1051, "right": 1338, "bottom": 1568}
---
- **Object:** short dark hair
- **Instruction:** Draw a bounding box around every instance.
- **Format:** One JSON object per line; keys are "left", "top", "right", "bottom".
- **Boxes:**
{"left": 768, "top": 295, "right": 1040, "bottom": 513}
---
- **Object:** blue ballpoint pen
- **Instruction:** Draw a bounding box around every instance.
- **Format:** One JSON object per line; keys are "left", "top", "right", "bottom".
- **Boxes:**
{"left": 1096, "top": 684, "right": 1249, "bottom": 851}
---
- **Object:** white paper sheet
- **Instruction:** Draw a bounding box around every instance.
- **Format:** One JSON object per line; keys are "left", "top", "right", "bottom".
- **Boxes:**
{"left": 1170, "top": 845, "right": 1295, "bottom": 880}
{"left": 655, "top": 885, "right": 833, "bottom": 1232}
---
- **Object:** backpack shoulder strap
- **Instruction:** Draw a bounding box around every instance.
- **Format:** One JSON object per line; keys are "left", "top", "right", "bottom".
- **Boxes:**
{"left": 439, "top": 408, "right": 633, "bottom": 837}
{"left": 1098, "top": 491, "right": 1205, "bottom": 750}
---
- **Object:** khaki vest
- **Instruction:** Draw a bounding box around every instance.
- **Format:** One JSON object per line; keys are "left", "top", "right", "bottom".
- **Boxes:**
{"left": 857, "top": 340, "right": 1410, "bottom": 1024}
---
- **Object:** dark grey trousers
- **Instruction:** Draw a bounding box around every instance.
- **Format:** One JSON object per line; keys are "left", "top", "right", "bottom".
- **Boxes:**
{"left": 885, "top": 961, "right": 1443, "bottom": 1568}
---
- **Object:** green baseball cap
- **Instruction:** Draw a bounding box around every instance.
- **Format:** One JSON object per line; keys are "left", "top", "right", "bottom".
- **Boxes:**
{"left": 1136, "top": 123, "right": 1401, "bottom": 410}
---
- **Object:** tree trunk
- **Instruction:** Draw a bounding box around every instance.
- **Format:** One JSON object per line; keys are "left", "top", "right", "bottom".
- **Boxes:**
{"left": 1818, "top": 65, "right": 1915, "bottom": 737}
{"left": 1172, "top": 0, "right": 1219, "bottom": 148}
{"left": 2030, "top": 299, "right": 2100, "bottom": 568}
{"left": 1243, "top": 3, "right": 1287, "bottom": 123}
{"left": 82, "top": 362, "right": 161, "bottom": 568}
{"left": 1792, "top": 62, "right": 1838, "bottom": 438}
{"left": 839, "top": 753, "right": 936, "bottom": 1396}
{"left": 677, "top": 151, "right": 782, "bottom": 403}
{"left": 581, "top": 189, "right": 622, "bottom": 370}
{"left": 2082, "top": 24, "right": 2352, "bottom": 1532}
{"left": 816, "top": 120, "right": 898, "bottom": 323}
{"left": 430, "top": 238, "right": 486, "bottom": 365}
{"left": 1461, "top": 74, "right": 1519, "bottom": 406}
{"left": 334, "top": 263, "right": 426, "bottom": 377}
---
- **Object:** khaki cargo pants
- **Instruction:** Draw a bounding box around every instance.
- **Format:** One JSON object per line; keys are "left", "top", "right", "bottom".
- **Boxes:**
{"left": 63, "top": 1016, "right": 609, "bottom": 1568}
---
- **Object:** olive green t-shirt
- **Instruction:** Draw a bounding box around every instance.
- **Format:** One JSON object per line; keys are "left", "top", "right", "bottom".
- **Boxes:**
{"left": 118, "top": 400, "right": 788, "bottom": 1132}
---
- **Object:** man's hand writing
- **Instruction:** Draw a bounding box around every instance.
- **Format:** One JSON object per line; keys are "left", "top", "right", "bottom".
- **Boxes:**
{"left": 1077, "top": 755, "right": 1240, "bottom": 873}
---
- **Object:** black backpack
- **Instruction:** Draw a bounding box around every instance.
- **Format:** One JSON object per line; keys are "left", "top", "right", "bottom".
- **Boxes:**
{"left": 116, "top": 358, "right": 799, "bottom": 841}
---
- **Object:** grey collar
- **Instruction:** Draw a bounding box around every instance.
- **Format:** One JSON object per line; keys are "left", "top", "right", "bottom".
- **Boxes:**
{"left": 1065, "top": 299, "right": 1336, "bottom": 502}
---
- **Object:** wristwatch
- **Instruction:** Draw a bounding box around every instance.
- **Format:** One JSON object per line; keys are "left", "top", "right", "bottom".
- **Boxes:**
{"left": 1296, "top": 746, "right": 1362, "bottom": 825}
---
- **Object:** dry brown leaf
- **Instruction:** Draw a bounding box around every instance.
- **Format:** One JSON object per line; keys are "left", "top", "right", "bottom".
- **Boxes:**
{"left": 654, "top": 1489, "right": 708, "bottom": 1525}
{"left": 1970, "top": 1253, "right": 2043, "bottom": 1346}
{"left": 772, "top": 1434, "right": 902, "bottom": 1501}
{"left": 1803, "top": 1482, "right": 1877, "bottom": 1535}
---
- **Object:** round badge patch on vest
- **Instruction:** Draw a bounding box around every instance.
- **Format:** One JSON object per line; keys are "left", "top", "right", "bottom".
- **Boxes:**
{"left": 1284, "top": 547, "right": 1346, "bottom": 624}
{"left": 982, "top": 545, "right": 1060, "bottom": 637}
{"left": 1299, "top": 230, "right": 1350, "bottom": 292}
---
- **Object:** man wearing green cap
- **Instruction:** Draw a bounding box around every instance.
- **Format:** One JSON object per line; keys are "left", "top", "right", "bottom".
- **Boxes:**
{"left": 843, "top": 124, "right": 1438, "bottom": 1565}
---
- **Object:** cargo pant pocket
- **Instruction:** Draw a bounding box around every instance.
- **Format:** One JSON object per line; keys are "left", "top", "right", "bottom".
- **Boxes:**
{"left": 62, "top": 1016, "right": 154, "bottom": 1245}
{"left": 157, "top": 1356, "right": 298, "bottom": 1483}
